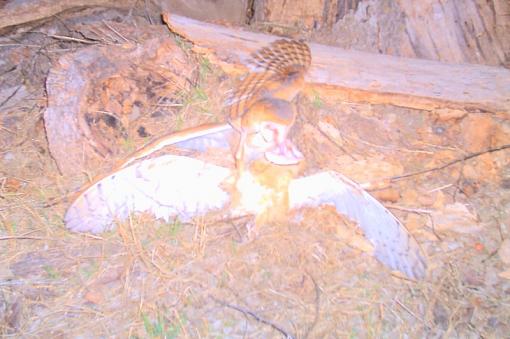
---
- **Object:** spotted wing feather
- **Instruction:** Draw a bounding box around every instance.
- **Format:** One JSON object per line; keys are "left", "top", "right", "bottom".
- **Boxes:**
{"left": 289, "top": 171, "right": 427, "bottom": 280}
{"left": 227, "top": 39, "right": 311, "bottom": 120}
{"left": 65, "top": 155, "right": 231, "bottom": 234}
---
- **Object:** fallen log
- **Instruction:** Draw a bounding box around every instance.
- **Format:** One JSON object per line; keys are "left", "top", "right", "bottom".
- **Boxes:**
{"left": 0, "top": 0, "right": 122, "bottom": 30}
{"left": 164, "top": 14, "right": 510, "bottom": 115}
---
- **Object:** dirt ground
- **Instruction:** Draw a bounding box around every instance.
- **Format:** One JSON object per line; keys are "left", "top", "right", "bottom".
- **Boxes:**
{"left": 1, "top": 6, "right": 510, "bottom": 339}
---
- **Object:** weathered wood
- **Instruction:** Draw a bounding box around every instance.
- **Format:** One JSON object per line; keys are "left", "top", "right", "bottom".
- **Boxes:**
{"left": 164, "top": 14, "right": 510, "bottom": 115}
{"left": 252, "top": 0, "right": 510, "bottom": 68}
{"left": 398, "top": 0, "right": 510, "bottom": 67}
{"left": 0, "top": 0, "right": 123, "bottom": 30}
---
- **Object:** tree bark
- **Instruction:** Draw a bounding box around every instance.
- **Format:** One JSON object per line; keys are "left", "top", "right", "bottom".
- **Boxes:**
{"left": 0, "top": 0, "right": 127, "bottom": 30}
{"left": 164, "top": 14, "right": 510, "bottom": 115}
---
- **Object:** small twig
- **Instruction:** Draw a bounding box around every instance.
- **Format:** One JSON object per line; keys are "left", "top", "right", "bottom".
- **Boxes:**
{"left": 300, "top": 106, "right": 357, "bottom": 160}
{"left": 303, "top": 272, "right": 321, "bottom": 339}
{"left": 144, "top": 0, "right": 154, "bottom": 25}
{"left": 0, "top": 236, "right": 53, "bottom": 241}
{"left": 48, "top": 34, "right": 98, "bottom": 45}
{"left": 387, "top": 205, "right": 441, "bottom": 241}
{"left": 152, "top": 103, "right": 184, "bottom": 108}
{"left": 255, "top": 21, "right": 299, "bottom": 31}
{"left": 0, "top": 125, "right": 16, "bottom": 133}
{"left": 43, "top": 193, "right": 72, "bottom": 208}
{"left": 174, "top": 308, "right": 189, "bottom": 338}
{"left": 389, "top": 144, "right": 510, "bottom": 182}
{"left": 102, "top": 20, "right": 130, "bottom": 43}
{"left": 452, "top": 160, "right": 467, "bottom": 201}
{"left": 315, "top": 124, "right": 357, "bottom": 161}
{"left": 394, "top": 297, "right": 426, "bottom": 325}
{"left": 0, "top": 228, "right": 54, "bottom": 242}
{"left": 343, "top": 132, "right": 434, "bottom": 154}
{"left": 0, "top": 65, "right": 16, "bottom": 80}
{"left": 427, "top": 183, "right": 453, "bottom": 193}
{"left": 125, "top": 215, "right": 173, "bottom": 278}
{"left": 0, "top": 44, "right": 41, "bottom": 48}
{"left": 386, "top": 205, "right": 433, "bottom": 214}
{"left": 94, "top": 110, "right": 123, "bottom": 122}
{"left": 481, "top": 248, "right": 499, "bottom": 264}
{"left": 0, "top": 85, "right": 22, "bottom": 108}
{"left": 73, "top": 232, "right": 105, "bottom": 240}
{"left": 0, "top": 279, "right": 65, "bottom": 286}
{"left": 228, "top": 219, "right": 245, "bottom": 242}
{"left": 211, "top": 296, "right": 295, "bottom": 338}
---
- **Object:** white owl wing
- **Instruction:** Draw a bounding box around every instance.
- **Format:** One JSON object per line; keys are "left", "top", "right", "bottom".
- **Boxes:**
{"left": 64, "top": 155, "right": 231, "bottom": 234}
{"left": 289, "top": 171, "right": 427, "bottom": 280}
{"left": 64, "top": 120, "right": 426, "bottom": 279}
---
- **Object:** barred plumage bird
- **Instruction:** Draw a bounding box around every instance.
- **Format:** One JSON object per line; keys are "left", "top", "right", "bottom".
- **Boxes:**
{"left": 63, "top": 39, "right": 427, "bottom": 280}
{"left": 227, "top": 39, "right": 312, "bottom": 169}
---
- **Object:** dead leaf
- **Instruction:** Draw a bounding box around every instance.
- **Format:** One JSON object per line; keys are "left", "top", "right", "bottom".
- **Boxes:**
{"left": 317, "top": 121, "right": 343, "bottom": 145}
{"left": 84, "top": 289, "right": 104, "bottom": 305}
{"left": 336, "top": 221, "right": 374, "bottom": 255}
{"left": 432, "top": 203, "right": 482, "bottom": 234}
{"left": 401, "top": 189, "right": 419, "bottom": 205}
{"left": 1, "top": 177, "right": 23, "bottom": 192}
{"left": 405, "top": 213, "right": 427, "bottom": 232}
{"left": 372, "top": 187, "right": 400, "bottom": 203}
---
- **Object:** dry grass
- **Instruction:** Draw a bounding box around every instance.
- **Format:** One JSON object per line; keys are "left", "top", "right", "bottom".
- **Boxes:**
{"left": 1, "top": 7, "right": 510, "bottom": 338}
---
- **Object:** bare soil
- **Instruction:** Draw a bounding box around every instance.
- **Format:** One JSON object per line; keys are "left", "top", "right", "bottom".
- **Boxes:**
{"left": 1, "top": 5, "right": 510, "bottom": 338}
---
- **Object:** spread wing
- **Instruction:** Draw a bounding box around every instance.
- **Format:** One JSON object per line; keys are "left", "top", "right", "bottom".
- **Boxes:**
{"left": 65, "top": 124, "right": 237, "bottom": 234}
{"left": 64, "top": 121, "right": 426, "bottom": 279}
{"left": 172, "top": 126, "right": 234, "bottom": 152}
{"left": 289, "top": 171, "right": 427, "bottom": 280}
{"left": 119, "top": 123, "right": 234, "bottom": 168}
{"left": 65, "top": 155, "right": 231, "bottom": 234}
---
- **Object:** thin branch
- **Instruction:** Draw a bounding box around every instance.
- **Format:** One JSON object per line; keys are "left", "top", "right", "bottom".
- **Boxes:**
{"left": 0, "top": 236, "right": 53, "bottom": 241}
{"left": 102, "top": 20, "right": 130, "bottom": 43}
{"left": 394, "top": 297, "right": 426, "bottom": 325}
{"left": 386, "top": 205, "right": 433, "bottom": 214}
{"left": 387, "top": 205, "right": 441, "bottom": 241}
{"left": 389, "top": 144, "right": 510, "bottom": 182}
{"left": 211, "top": 296, "right": 295, "bottom": 338}
{"left": 0, "top": 228, "right": 51, "bottom": 242}
{"left": 316, "top": 124, "right": 357, "bottom": 161}
{"left": 48, "top": 34, "right": 98, "bottom": 45}
{"left": 0, "top": 85, "right": 22, "bottom": 108}
{"left": 303, "top": 272, "right": 321, "bottom": 339}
